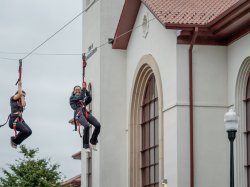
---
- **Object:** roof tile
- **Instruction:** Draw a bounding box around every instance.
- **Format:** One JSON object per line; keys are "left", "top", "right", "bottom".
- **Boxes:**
{"left": 143, "top": 0, "right": 240, "bottom": 25}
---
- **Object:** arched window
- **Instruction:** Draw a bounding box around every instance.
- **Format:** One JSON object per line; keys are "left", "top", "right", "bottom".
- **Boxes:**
{"left": 141, "top": 75, "right": 159, "bottom": 187}
{"left": 246, "top": 76, "right": 250, "bottom": 186}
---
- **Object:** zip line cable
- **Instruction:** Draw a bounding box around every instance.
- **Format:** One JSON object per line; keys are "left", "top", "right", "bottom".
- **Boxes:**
{"left": 0, "top": 51, "right": 82, "bottom": 56}
{"left": 0, "top": 57, "right": 18, "bottom": 61}
{"left": 20, "top": 0, "right": 99, "bottom": 61}
{"left": 0, "top": 4, "right": 156, "bottom": 62}
{"left": 96, "top": 17, "right": 156, "bottom": 50}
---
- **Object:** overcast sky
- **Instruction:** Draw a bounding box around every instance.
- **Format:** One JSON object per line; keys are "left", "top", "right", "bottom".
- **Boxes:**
{"left": 0, "top": 0, "right": 83, "bottom": 180}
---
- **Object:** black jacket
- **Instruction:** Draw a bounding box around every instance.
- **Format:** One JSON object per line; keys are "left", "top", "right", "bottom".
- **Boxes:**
{"left": 69, "top": 89, "right": 92, "bottom": 111}
{"left": 10, "top": 96, "right": 23, "bottom": 114}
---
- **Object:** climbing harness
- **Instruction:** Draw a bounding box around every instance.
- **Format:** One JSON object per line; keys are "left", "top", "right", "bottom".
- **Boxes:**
{"left": 74, "top": 109, "right": 90, "bottom": 137}
{"left": 75, "top": 111, "right": 82, "bottom": 137}
{"left": 12, "top": 115, "right": 23, "bottom": 137}
{"left": 0, "top": 114, "right": 23, "bottom": 137}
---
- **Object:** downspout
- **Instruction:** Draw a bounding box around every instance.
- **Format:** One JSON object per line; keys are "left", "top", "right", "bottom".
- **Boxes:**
{"left": 189, "top": 27, "right": 198, "bottom": 187}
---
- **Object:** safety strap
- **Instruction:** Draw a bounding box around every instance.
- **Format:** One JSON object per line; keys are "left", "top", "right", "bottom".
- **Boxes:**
{"left": 13, "top": 117, "right": 23, "bottom": 137}
{"left": 13, "top": 122, "right": 17, "bottom": 137}
{"left": 75, "top": 111, "right": 82, "bottom": 137}
{"left": 74, "top": 109, "right": 90, "bottom": 138}
{"left": 15, "top": 59, "right": 22, "bottom": 85}
{"left": 0, "top": 114, "right": 11, "bottom": 128}
{"left": 85, "top": 111, "right": 89, "bottom": 121}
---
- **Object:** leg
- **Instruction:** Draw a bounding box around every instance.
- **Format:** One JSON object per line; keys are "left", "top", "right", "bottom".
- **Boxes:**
{"left": 87, "top": 113, "right": 101, "bottom": 145}
{"left": 13, "top": 120, "right": 32, "bottom": 145}
{"left": 78, "top": 114, "right": 90, "bottom": 148}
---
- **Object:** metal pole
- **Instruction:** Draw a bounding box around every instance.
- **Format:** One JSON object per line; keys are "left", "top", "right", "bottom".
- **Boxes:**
{"left": 228, "top": 130, "right": 236, "bottom": 187}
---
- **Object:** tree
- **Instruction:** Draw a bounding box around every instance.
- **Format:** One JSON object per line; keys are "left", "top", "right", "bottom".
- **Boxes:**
{"left": 0, "top": 145, "right": 63, "bottom": 187}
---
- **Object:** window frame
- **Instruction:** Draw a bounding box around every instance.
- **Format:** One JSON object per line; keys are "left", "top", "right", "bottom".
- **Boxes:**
{"left": 245, "top": 76, "right": 250, "bottom": 186}
{"left": 140, "top": 76, "right": 159, "bottom": 187}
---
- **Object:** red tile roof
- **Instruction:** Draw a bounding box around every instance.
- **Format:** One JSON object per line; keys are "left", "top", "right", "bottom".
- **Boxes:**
{"left": 112, "top": 0, "right": 250, "bottom": 49}
{"left": 143, "top": 0, "right": 240, "bottom": 25}
{"left": 72, "top": 151, "right": 81, "bottom": 160}
{"left": 61, "top": 174, "right": 81, "bottom": 187}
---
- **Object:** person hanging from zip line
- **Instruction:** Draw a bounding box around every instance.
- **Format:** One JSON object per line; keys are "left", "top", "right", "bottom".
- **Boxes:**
{"left": 70, "top": 82, "right": 101, "bottom": 152}
{"left": 9, "top": 80, "right": 32, "bottom": 148}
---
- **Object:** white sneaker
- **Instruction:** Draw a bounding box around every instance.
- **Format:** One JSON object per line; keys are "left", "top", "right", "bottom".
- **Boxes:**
{"left": 10, "top": 137, "right": 17, "bottom": 149}
{"left": 90, "top": 143, "right": 97, "bottom": 151}
{"left": 85, "top": 148, "right": 91, "bottom": 153}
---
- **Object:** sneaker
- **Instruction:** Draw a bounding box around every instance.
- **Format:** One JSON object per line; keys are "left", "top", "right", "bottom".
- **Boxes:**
{"left": 85, "top": 148, "right": 91, "bottom": 153}
{"left": 10, "top": 136, "right": 17, "bottom": 149}
{"left": 90, "top": 143, "right": 97, "bottom": 151}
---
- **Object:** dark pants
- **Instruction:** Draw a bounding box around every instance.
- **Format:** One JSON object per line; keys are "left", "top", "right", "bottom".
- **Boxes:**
{"left": 9, "top": 116, "right": 32, "bottom": 145}
{"left": 76, "top": 109, "right": 101, "bottom": 148}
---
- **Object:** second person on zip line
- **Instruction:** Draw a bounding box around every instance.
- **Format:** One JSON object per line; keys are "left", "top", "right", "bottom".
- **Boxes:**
{"left": 69, "top": 82, "right": 101, "bottom": 152}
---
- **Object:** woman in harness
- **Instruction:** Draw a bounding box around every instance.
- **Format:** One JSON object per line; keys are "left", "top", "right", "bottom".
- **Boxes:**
{"left": 70, "top": 82, "right": 101, "bottom": 152}
{"left": 9, "top": 81, "right": 32, "bottom": 148}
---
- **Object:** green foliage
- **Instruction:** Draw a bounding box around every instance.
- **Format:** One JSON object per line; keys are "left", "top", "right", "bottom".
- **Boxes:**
{"left": 0, "top": 145, "right": 63, "bottom": 187}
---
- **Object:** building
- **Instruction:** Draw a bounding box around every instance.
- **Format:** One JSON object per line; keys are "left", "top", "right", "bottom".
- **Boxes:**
{"left": 81, "top": 0, "right": 250, "bottom": 187}
{"left": 61, "top": 152, "right": 81, "bottom": 187}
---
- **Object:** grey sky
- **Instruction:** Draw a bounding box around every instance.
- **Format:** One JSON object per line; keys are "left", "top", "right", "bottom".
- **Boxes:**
{"left": 0, "top": 0, "right": 83, "bottom": 180}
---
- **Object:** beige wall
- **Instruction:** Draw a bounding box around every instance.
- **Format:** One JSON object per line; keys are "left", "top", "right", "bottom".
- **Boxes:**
{"left": 228, "top": 33, "right": 250, "bottom": 187}
{"left": 177, "top": 44, "right": 229, "bottom": 187}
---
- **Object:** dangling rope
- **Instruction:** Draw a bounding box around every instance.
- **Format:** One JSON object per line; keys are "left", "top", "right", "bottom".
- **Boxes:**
{"left": 15, "top": 59, "right": 22, "bottom": 85}
{"left": 0, "top": 114, "right": 10, "bottom": 128}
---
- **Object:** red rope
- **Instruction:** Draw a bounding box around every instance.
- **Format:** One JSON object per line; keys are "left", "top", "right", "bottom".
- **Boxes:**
{"left": 82, "top": 53, "right": 86, "bottom": 87}
{"left": 15, "top": 59, "right": 22, "bottom": 85}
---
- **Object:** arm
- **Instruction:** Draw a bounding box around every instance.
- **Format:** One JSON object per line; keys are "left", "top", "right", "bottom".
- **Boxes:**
{"left": 13, "top": 81, "right": 22, "bottom": 100}
{"left": 21, "top": 95, "right": 26, "bottom": 107}
{"left": 70, "top": 94, "right": 84, "bottom": 102}
{"left": 81, "top": 81, "right": 92, "bottom": 105}
{"left": 84, "top": 90, "right": 92, "bottom": 106}
{"left": 69, "top": 97, "right": 77, "bottom": 110}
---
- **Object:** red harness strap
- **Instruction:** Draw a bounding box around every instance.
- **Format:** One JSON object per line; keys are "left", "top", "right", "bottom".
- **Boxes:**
{"left": 85, "top": 111, "right": 89, "bottom": 121}
{"left": 13, "top": 123, "right": 17, "bottom": 137}
{"left": 75, "top": 111, "right": 82, "bottom": 137}
{"left": 13, "top": 117, "right": 23, "bottom": 137}
{"left": 75, "top": 109, "right": 90, "bottom": 138}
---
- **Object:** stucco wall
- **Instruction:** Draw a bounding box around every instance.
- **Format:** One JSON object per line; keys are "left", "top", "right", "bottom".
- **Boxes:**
{"left": 228, "top": 34, "right": 250, "bottom": 106}
{"left": 227, "top": 33, "right": 250, "bottom": 187}
{"left": 99, "top": 1, "right": 127, "bottom": 187}
{"left": 177, "top": 44, "right": 229, "bottom": 187}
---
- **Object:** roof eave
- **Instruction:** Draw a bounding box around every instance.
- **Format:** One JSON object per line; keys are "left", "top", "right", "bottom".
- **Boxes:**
{"left": 112, "top": 0, "right": 250, "bottom": 49}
